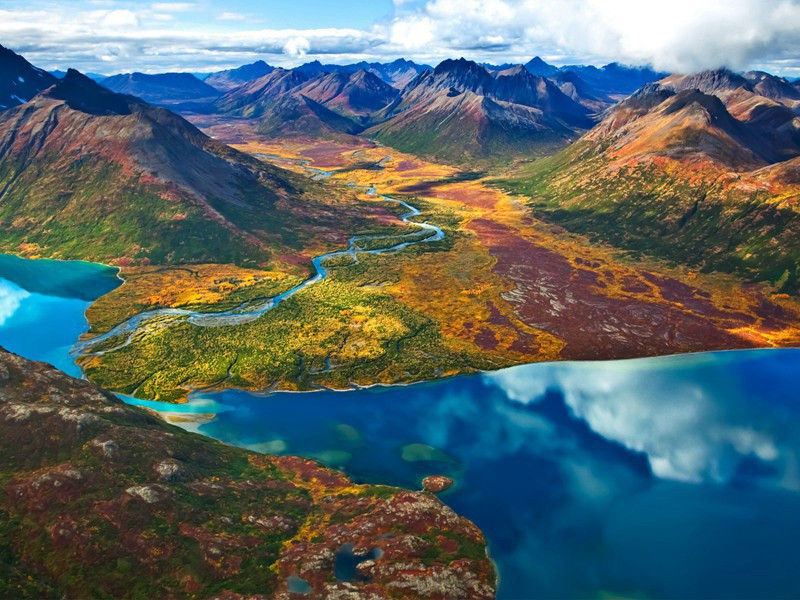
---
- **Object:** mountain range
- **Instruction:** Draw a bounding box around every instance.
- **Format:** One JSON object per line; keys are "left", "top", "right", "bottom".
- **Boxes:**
{"left": 293, "top": 58, "right": 430, "bottom": 88}
{"left": 0, "top": 65, "right": 381, "bottom": 267}
{"left": 501, "top": 67, "right": 800, "bottom": 291}
{"left": 211, "top": 57, "right": 610, "bottom": 161}
{"left": 101, "top": 72, "right": 222, "bottom": 107}
{"left": 61, "top": 53, "right": 664, "bottom": 162}
{"left": 50, "top": 69, "right": 107, "bottom": 82}
{"left": 203, "top": 59, "right": 275, "bottom": 91}
{"left": 214, "top": 67, "right": 400, "bottom": 136}
{"left": 1, "top": 43, "right": 798, "bottom": 289}
{"left": 367, "top": 59, "right": 595, "bottom": 162}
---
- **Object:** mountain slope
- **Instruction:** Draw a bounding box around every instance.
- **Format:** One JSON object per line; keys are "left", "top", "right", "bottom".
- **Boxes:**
{"left": 101, "top": 72, "right": 221, "bottom": 106}
{"left": 559, "top": 62, "right": 666, "bottom": 97}
{"left": 0, "top": 70, "right": 379, "bottom": 266}
{"left": 365, "top": 58, "right": 431, "bottom": 88}
{"left": 744, "top": 70, "right": 800, "bottom": 105}
{"left": 499, "top": 74, "right": 800, "bottom": 292}
{"left": 215, "top": 68, "right": 398, "bottom": 137}
{"left": 659, "top": 68, "right": 800, "bottom": 161}
{"left": 204, "top": 60, "right": 274, "bottom": 91}
{"left": 298, "top": 69, "right": 399, "bottom": 118}
{"left": 551, "top": 70, "right": 614, "bottom": 113}
{"left": 368, "top": 58, "right": 593, "bottom": 163}
{"left": 214, "top": 68, "right": 313, "bottom": 116}
{"left": 0, "top": 44, "right": 57, "bottom": 111}
{"left": 254, "top": 93, "right": 365, "bottom": 137}
{"left": 295, "top": 59, "right": 429, "bottom": 88}
{"left": 524, "top": 56, "right": 558, "bottom": 77}
{"left": 0, "top": 347, "right": 495, "bottom": 599}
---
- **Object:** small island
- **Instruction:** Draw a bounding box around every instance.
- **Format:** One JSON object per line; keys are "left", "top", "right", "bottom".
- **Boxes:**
{"left": 423, "top": 475, "right": 455, "bottom": 494}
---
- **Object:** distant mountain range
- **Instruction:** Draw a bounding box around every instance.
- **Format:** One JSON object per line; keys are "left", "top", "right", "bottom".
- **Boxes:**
{"left": 367, "top": 59, "right": 594, "bottom": 162}
{"left": 524, "top": 56, "right": 559, "bottom": 77}
{"left": 2, "top": 42, "right": 797, "bottom": 287}
{"left": 101, "top": 72, "right": 222, "bottom": 107}
{"left": 293, "top": 58, "right": 430, "bottom": 88}
{"left": 203, "top": 59, "right": 274, "bottom": 91}
{"left": 50, "top": 69, "right": 107, "bottom": 82}
{"left": 210, "top": 56, "right": 637, "bottom": 161}
{"left": 557, "top": 62, "right": 667, "bottom": 97}
{"left": 214, "top": 67, "right": 400, "bottom": 137}
{"left": 501, "top": 67, "right": 800, "bottom": 291}
{"left": 19, "top": 51, "right": 673, "bottom": 161}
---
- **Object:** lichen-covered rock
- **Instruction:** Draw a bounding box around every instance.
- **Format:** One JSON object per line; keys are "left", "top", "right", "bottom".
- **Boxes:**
{"left": 91, "top": 438, "right": 120, "bottom": 459}
{"left": 125, "top": 484, "right": 172, "bottom": 504}
{"left": 0, "top": 348, "right": 497, "bottom": 599}
{"left": 155, "top": 459, "right": 189, "bottom": 482}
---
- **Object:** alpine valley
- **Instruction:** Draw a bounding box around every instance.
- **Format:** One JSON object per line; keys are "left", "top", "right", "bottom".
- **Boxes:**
{"left": 0, "top": 24, "right": 799, "bottom": 600}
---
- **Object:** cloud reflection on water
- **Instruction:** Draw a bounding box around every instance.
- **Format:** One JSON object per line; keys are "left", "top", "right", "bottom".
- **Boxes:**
{"left": 133, "top": 349, "right": 800, "bottom": 599}
{"left": 0, "top": 279, "right": 30, "bottom": 327}
{"left": 483, "top": 353, "right": 800, "bottom": 489}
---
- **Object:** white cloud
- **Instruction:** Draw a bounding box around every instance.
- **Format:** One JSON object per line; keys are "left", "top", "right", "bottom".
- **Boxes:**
{"left": 0, "top": 280, "right": 30, "bottom": 327}
{"left": 282, "top": 35, "right": 311, "bottom": 57}
{"left": 386, "top": 0, "right": 800, "bottom": 72}
{"left": 389, "top": 16, "right": 435, "bottom": 50}
{"left": 151, "top": 2, "right": 195, "bottom": 12}
{"left": 98, "top": 9, "right": 140, "bottom": 29}
{"left": 0, "top": 1, "right": 799, "bottom": 74}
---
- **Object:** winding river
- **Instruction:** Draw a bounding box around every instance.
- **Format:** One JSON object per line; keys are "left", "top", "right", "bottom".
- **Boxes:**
{"left": 75, "top": 159, "right": 444, "bottom": 357}
{"left": 1, "top": 158, "right": 799, "bottom": 599}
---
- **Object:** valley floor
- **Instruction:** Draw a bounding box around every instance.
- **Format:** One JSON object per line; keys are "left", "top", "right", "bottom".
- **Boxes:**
{"left": 78, "top": 124, "right": 800, "bottom": 402}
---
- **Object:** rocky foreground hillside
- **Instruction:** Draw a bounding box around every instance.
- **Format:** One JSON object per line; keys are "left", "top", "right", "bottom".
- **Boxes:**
{"left": 0, "top": 349, "right": 495, "bottom": 599}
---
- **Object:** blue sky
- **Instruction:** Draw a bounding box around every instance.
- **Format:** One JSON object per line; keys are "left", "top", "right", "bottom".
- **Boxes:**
{"left": 0, "top": 0, "right": 393, "bottom": 31}
{"left": 214, "top": 0, "right": 395, "bottom": 29}
{"left": 1, "top": 0, "right": 799, "bottom": 77}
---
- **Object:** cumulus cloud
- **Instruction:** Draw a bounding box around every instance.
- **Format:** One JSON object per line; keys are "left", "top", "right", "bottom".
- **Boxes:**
{"left": 0, "top": 5, "right": 383, "bottom": 73}
{"left": 388, "top": 0, "right": 800, "bottom": 72}
{"left": 106, "top": 9, "right": 140, "bottom": 28}
{"left": 283, "top": 35, "right": 311, "bottom": 57}
{"left": 0, "top": 0, "right": 799, "bottom": 75}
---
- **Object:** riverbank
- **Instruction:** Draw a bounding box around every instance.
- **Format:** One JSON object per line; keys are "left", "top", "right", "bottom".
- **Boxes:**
{"left": 2, "top": 242, "right": 800, "bottom": 599}
{"left": 65, "top": 136, "right": 800, "bottom": 402}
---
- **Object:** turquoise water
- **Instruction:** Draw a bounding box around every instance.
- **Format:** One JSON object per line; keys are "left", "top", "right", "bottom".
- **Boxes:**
{"left": 0, "top": 255, "right": 120, "bottom": 377}
{"left": 2, "top": 254, "right": 800, "bottom": 599}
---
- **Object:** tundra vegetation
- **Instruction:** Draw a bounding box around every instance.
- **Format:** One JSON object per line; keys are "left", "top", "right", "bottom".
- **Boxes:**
{"left": 77, "top": 136, "right": 800, "bottom": 402}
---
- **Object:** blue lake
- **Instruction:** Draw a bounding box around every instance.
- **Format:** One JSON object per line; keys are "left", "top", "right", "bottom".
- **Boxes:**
{"left": 0, "top": 254, "right": 120, "bottom": 377}
{"left": 1, "top": 254, "right": 799, "bottom": 599}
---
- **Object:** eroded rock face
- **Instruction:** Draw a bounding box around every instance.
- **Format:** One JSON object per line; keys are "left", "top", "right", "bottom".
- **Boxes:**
{"left": 0, "top": 348, "right": 496, "bottom": 599}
